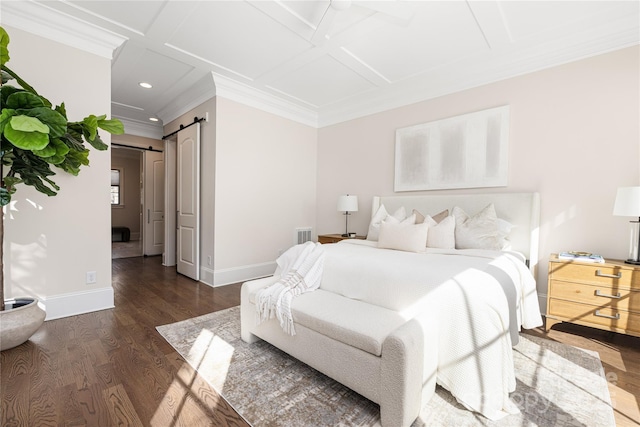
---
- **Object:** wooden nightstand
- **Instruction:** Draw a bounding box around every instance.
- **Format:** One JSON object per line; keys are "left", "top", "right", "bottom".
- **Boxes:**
{"left": 546, "top": 254, "right": 640, "bottom": 337}
{"left": 318, "top": 234, "right": 366, "bottom": 244}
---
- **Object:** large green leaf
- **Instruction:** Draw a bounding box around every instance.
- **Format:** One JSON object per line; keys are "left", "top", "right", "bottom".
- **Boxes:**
{"left": 1, "top": 85, "right": 20, "bottom": 105}
{"left": 4, "top": 120, "right": 50, "bottom": 150}
{"left": 10, "top": 115, "right": 49, "bottom": 133}
{"left": 0, "top": 27, "right": 9, "bottom": 67}
{"left": 57, "top": 148, "right": 89, "bottom": 175}
{"left": 98, "top": 118, "right": 124, "bottom": 135}
{"left": 86, "top": 133, "right": 108, "bottom": 151}
{"left": 55, "top": 102, "right": 68, "bottom": 119}
{"left": 33, "top": 143, "right": 56, "bottom": 158}
{"left": 19, "top": 107, "right": 67, "bottom": 138}
{"left": 0, "top": 107, "right": 16, "bottom": 134}
{"left": 6, "top": 91, "right": 46, "bottom": 109}
{"left": 38, "top": 138, "right": 69, "bottom": 165}
{"left": 10, "top": 148, "right": 59, "bottom": 196}
{"left": 82, "top": 115, "right": 98, "bottom": 141}
{"left": 3, "top": 176, "right": 22, "bottom": 188}
{"left": 50, "top": 138, "right": 70, "bottom": 157}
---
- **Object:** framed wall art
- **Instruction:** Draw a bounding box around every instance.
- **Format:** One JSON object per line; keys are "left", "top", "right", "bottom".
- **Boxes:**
{"left": 394, "top": 105, "right": 510, "bottom": 192}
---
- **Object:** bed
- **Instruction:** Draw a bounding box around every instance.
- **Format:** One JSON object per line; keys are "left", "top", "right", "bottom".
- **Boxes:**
{"left": 241, "top": 192, "right": 543, "bottom": 426}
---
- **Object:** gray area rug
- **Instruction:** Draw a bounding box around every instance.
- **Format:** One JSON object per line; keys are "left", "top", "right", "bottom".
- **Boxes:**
{"left": 157, "top": 306, "right": 615, "bottom": 427}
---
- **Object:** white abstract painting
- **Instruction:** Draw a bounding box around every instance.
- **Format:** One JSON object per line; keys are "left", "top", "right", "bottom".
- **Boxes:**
{"left": 395, "top": 106, "right": 509, "bottom": 191}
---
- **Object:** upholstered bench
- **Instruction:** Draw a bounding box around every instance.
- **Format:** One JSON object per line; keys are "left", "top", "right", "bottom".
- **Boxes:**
{"left": 112, "top": 226, "right": 131, "bottom": 242}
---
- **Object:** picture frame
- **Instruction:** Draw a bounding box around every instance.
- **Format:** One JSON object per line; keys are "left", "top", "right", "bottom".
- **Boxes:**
{"left": 394, "top": 105, "right": 510, "bottom": 192}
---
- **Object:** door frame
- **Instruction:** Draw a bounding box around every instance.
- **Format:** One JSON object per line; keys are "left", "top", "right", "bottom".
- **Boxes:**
{"left": 163, "top": 136, "right": 177, "bottom": 266}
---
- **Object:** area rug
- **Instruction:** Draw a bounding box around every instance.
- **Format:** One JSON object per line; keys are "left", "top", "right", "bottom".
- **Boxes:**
{"left": 157, "top": 307, "right": 615, "bottom": 427}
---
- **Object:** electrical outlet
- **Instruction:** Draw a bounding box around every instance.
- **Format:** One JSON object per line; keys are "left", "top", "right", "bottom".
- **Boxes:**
{"left": 207, "top": 255, "right": 212, "bottom": 266}
{"left": 86, "top": 271, "right": 97, "bottom": 284}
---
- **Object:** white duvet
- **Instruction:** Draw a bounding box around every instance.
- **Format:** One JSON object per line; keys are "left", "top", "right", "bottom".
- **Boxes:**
{"left": 319, "top": 239, "right": 543, "bottom": 420}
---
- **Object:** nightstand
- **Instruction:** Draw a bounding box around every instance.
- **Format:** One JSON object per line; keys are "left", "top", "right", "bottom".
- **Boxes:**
{"left": 318, "top": 234, "right": 366, "bottom": 244}
{"left": 546, "top": 253, "right": 640, "bottom": 337}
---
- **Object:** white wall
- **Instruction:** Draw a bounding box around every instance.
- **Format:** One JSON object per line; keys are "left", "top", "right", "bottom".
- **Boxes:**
{"left": 4, "top": 26, "right": 114, "bottom": 319}
{"left": 316, "top": 46, "right": 640, "bottom": 303}
{"left": 164, "top": 97, "right": 317, "bottom": 286}
{"left": 213, "top": 97, "right": 318, "bottom": 285}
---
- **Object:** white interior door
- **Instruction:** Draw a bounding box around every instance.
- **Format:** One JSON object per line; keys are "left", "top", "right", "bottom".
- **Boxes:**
{"left": 143, "top": 150, "right": 165, "bottom": 256}
{"left": 177, "top": 124, "right": 200, "bottom": 280}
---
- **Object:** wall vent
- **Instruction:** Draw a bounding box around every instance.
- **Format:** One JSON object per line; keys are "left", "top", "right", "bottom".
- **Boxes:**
{"left": 295, "top": 227, "right": 312, "bottom": 245}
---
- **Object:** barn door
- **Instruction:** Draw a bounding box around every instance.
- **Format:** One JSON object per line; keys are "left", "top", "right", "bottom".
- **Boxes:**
{"left": 176, "top": 123, "right": 200, "bottom": 280}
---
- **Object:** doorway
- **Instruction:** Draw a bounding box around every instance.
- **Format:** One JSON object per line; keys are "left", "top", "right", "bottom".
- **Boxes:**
{"left": 111, "top": 146, "right": 165, "bottom": 259}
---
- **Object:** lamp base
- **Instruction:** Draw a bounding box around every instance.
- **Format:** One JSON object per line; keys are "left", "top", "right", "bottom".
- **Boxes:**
{"left": 624, "top": 259, "right": 640, "bottom": 265}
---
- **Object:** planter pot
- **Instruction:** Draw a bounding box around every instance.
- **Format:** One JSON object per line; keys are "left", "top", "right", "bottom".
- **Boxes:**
{"left": 0, "top": 297, "right": 46, "bottom": 351}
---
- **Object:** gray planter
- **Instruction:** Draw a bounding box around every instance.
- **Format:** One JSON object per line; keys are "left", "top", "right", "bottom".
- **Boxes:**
{"left": 0, "top": 298, "right": 46, "bottom": 351}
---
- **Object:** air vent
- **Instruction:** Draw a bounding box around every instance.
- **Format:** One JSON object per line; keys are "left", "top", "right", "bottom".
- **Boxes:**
{"left": 295, "top": 227, "right": 312, "bottom": 245}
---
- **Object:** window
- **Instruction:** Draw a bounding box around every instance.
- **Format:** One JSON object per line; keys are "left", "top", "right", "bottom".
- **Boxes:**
{"left": 111, "top": 169, "right": 123, "bottom": 205}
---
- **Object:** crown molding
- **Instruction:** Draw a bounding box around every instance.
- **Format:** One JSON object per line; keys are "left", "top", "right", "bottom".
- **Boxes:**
{"left": 212, "top": 73, "right": 319, "bottom": 128}
{"left": 2, "top": 1, "right": 127, "bottom": 59}
{"left": 156, "top": 73, "right": 217, "bottom": 125}
{"left": 115, "top": 117, "right": 163, "bottom": 140}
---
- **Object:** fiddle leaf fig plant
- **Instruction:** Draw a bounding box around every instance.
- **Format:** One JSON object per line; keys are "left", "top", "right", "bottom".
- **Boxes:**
{"left": 0, "top": 26, "right": 124, "bottom": 311}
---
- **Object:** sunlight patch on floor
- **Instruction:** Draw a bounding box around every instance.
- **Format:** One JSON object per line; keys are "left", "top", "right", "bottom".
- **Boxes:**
{"left": 184, "top": 328, "right": 235, "bottom": 392}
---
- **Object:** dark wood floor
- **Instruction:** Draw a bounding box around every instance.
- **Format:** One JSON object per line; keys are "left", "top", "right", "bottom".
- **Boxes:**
{"left": 1, "top": 256, "right": 249, "bottom": 427}
{"left": 2, "top": 256, "right": 639, "bottom": 426}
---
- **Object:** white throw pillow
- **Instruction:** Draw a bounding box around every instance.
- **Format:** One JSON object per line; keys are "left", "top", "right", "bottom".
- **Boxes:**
{"left": 378, "top": 221, "right": 429, "bottom": 253}
{"left": 367, "top": 205, "right": 407, "bottom": 241}
{"left": 453, "top": 204, "right": 505, "bottom": 250}
{"left": 425, "top": 215, "right": 455, "bottom": 249}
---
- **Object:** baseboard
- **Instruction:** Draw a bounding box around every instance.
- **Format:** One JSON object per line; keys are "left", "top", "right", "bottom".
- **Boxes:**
{"left": 212, "top": 262, "right": 276, "bottom": 287}
{"left": 43, "top": 287, "right": 114, "bottom": 321}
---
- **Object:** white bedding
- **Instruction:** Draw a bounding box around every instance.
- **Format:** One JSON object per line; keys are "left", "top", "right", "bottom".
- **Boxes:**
{"left": 318, "top": 239, "right": 543, "bottom": 420}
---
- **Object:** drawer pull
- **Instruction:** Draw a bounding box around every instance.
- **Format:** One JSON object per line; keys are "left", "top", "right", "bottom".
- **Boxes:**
{"left": 595, "top": 290, "right": 622, "bottom": 299}
{"left": 594, "top": 310, "right": 620, "bottom": 320}
{"left": 595, "top": 270, "right": 622, "bottom": 279}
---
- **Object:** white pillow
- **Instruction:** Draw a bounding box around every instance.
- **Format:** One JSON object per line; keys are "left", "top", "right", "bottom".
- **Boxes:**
{"left": 453, "top": 204, "right": 506, "bottom": 250}
{"left": 425, "top": 215, "right": 455, "bottom": 249}
{"left": 378, "top": 221, "right": 429, "bottom": 253}
{"left": 367, "top": 205, "right": 407, "bottom": 241}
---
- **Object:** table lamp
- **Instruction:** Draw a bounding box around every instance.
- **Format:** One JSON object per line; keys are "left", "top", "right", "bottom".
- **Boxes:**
{"left": 613, "top": 186, "right": 640, "bottom": 264}
{"left": 337, "top": 194, "right": 358, "bottom": 237}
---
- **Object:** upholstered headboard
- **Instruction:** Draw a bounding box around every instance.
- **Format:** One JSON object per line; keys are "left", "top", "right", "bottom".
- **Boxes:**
{"left": 372, "top": 193, "right": 541, "bottom": 275}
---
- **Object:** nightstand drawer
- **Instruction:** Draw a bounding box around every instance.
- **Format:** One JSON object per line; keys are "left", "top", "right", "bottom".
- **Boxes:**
{"left": 548, "top": 299, "right": 640, "bottom": 335}
{"left": 549, "top": 262, "right": 640, "bottom": 289}
{"left": 548, "top": 280, "right": 640, "bottom": 313}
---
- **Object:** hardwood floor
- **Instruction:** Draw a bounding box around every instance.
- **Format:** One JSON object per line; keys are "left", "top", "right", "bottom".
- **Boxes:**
{"left": 523, "top": 323, "right": 640, "bottom": 427}
{"left": 1, "top": 256, "right": 249, "bottom": 427}
{"left": 2, "top": 256, "right": 639, "bottom": 426}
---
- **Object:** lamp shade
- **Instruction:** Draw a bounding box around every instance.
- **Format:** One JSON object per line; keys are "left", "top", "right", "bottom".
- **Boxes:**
{"left": 337, "top": 195, "right": 358, "bottom": 212}
{"left": 613, "top": 186, "right": 640, "bottom": 217}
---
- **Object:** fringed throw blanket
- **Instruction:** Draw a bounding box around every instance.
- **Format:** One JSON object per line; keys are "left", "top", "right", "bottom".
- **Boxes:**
{"left": 256, "top": 241, "right": 325, "bottom": 335}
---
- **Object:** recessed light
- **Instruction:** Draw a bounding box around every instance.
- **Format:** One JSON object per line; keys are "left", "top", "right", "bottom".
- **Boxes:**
{"left": 149, "top": 117, "right": 159, "bottom": 122}
{"left": 139, "top": 82, "right": 153, "bottom": 89}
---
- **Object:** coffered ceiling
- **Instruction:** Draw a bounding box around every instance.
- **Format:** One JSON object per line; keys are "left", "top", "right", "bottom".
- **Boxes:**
{"left": 2, "top": 1, "right": 639, "bottom": 138}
